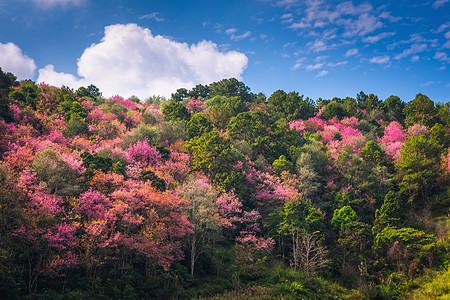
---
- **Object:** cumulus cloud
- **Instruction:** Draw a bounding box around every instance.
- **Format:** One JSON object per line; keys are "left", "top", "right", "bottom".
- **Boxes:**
{"left": 0, "top": 42, "right": 36, "bottom": 79}
{"left": 37, "top": 23, "right": 248, "bottom": 98}
{"left": 38, "top": 64, "right": 81, "bottom": 87}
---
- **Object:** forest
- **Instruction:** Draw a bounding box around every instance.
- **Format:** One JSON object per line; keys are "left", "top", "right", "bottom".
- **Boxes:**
{"left": 0, "top": 67, "right": 449, "bottom": 299}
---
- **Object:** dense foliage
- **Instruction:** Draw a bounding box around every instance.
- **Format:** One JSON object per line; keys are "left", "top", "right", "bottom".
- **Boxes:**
{"left": 0, "top": 67, "right": 449, "bottom": 299}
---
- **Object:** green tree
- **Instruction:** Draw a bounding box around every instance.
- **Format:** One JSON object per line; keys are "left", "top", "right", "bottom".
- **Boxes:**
{"left": 437, "top": 102, "right": 450, "bottom": 126}
{"left": 161, "top": 101, "right": 191, "bottom": 122}
{"left": 188, "top": 84, "right": 210, "bottom": 99}
{"left": 374, "top": 227, "right": 433, "bottom": 260}
{"left": 395, "top": 135, "right": 442, "bottom": 202}
{"left": 63, "top": 114, "right": 89, "bottom": 138}
{"left": 9, "top": 80, "right": 39, "bottom": 110}
{"left": 180, "top": 176, "right": 220, "bottom": 275}
{"left": 185, "top": 130, "right": 243, "bottom": 188}
{"left": 331, "top": 206, "right": 370, "bottom": 274}
{"left": 228, "top": 110, "right": 292, "bottom": 163}
{"left": 356, "top": 91, "right": 381, "bottom": 111}
{"left": 0, "top": 164, "right": 25, "bottom": 298}
{"left": 32, "top": 149, "right": 81, "bottom": 197}
{"left": 373, "top": 191, "right": 408, "bottom": 235}
{"left": 121, "top": 124, "right": 159, "bottom": 148}
{"left": 361, "top": 141, "right": 386, "bottom": 166}
{"left": 383, "top": 95, "right": 405, "bottom": 123}
{"left": 205, "top": 96, "right": 247, "bottom": 131}
{"left": 320, "top": 102, "right": 348, "bottom": 120}
{"left": 187, "top": 113, "right": 212, "bottom": 139}
{"left": 275, "top": 198, "right": 326, "bottom": 274}
{"left": 342, "top": 97, "right": 358, "bottom": 116}
{"left": 0, "top": 68, "right": 17, "bottom": 122}
{"left": 404, "top": 93, "right": 437, "bottom": 127}
{"left": 272, "top": 155, "right": 293, "bottom": 174}
{"left": 429, "top": 123, "right": 450, "bottom": 150}
{"left": 294, "top": 142, "right": 329, "bottom": 199}
{"left": 331, "top": 206, "right": 357, "bottom": 231}
{"left": 267, "top": 90, "right": 314, "bottom": 121}
{"left": 171, "top": 88, "right": 189, "bottom": 102}
{"left": 209, "top": 78, "right": 252, "bottom": 102}
{"left": 76, "top": 84, "right": 101, "bottom": 99}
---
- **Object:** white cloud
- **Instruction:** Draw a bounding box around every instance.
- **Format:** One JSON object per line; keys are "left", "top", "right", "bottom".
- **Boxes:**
{"left": 336, "top": 1, "right": 372, "bottom": 16}
{"left": 434, "top": 51, "right": 450, "bottom": 62}
{"left": 315, "top": 70, "right": 328, "bottom": 78}
{"left": 314, "top": 55, "right": 328, "bottom": 62}
{"left": 394, "top": 43, "right": 427, "bottom": 60}
{"left": 37, "top": 23, "right": 248, "bottom": 98}
{"left": 369, "top": 55, "right": 390, "bottom": 64}
{"left": 225, "top": 28, "right": 237, "bottom": 35}
{"left": 281, "top": 13, "right": 293, "bottom": 19}
{"left": 288, "top": 22, "right": 310, "bottom": 29}
{"left": 314, "top": 21, "right": 326, "bottom": 28}
{"left": 291, "top": 57, "right": 306, "bottom": 70}
{"left": 31, "top": 0, "right": 84, "bottom": 7}
{"left": 421, "top": 80, "right": 440, "bottom": 87}
{"left": 444, "top": 40, "right": 450, "bottom": 48}
{"left": 345, "top": 48, "right": 359, "bottom": 57}
{"left": 276, "top": 0, "right": 300, "bottom": 9}
{"left": 363, "top": 32, "right": 396, "bottom": 43}
{"left": 225, "top": 28, "right": 251, "bottom": 41}
{"left": 230, "top": 31, "right": 251, "bottom": 41}
{"left": 327, "top": 61, "right": 348, "bottom": 67}
{"left": 0, "top": 42, "right": 36, "bottom": 79}
{"left": 139, "top": 12, "right": 164, "bottom": 22}
{"left": 433, "top": 0, "right": 449, "bottom": 8}
{"left": 341, "top": 13, "right": 383, "bottom": 37}
{"left": 305, "top": 63, "right": 323, "bottom": 71}
{"left": 411, "top": 55, "right": 420, "bottom": 62}
{"left": 307, "top": 39, "right": 335, "bottom": 52}
{"left": 38, "top": 64, "right": 82, "bottom": 87}
{"left": 379, "top": 12, "right": 402, "bottom": 22}
{"left": 281, "top": 13, "right": 294, "bottom": 24}
{"left": 445, "top": 31, "right": 450, "bottom": 39}
{"left": 437, "top": 23, "right": 450, "bottom": 33}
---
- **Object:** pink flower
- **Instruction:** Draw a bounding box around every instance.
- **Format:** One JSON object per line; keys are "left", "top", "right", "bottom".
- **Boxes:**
{"left": 186, "top": 97, "right": 205, "bottom": 114}
{"left": 126, "top": 141, "right": 162, "bottom": 167}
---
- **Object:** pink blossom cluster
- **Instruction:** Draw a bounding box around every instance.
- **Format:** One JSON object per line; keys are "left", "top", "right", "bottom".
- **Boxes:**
{"left": 378, "top": 121, "right": 406, "bottom": 161}
{"left": 186, "top": 97, "right": 205, "bottom": 114}
{"left": 126, "top": 141, "right": 162, "bottom": 167}
{"left": 110, "top": 96, "right": 137, "bottom": 111}
{"left": 407, "top": 123, "right": 429, "bottom": 137}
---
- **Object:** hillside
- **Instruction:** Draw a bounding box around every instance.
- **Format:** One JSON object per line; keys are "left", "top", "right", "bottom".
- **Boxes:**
{"left": 0, "top": 68, "right": 449, "bottom": 299}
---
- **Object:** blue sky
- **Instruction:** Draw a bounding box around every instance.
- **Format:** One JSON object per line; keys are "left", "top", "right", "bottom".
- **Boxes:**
{"left": 0, "top": 0, "right": 449, "bottom": 103}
